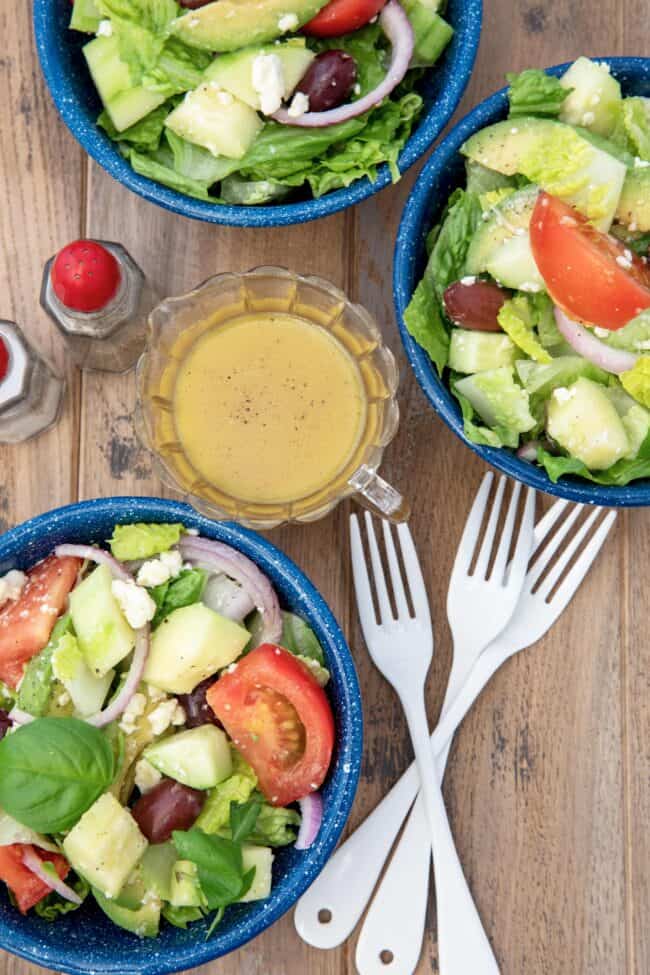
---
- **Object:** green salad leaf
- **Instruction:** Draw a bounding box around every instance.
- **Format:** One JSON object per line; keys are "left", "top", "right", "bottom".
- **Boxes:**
{"left": 280, "top": 612, "right": 325, "bottom": 666}
{"left": 425, "top": 189, "right": 483, "bottom": 299}
{"left": 622, "top": 97, "right": 650, "bottom": 161}
{"left": 621, "top": 356, "right": 650, "bottom": 407}
{"left": 229, "top": 799, "right": 262, "bottom": 844}
{"left": 109, "top": 522, "right": 185, "bottom": 560}
{"left": 149, "top": 568, "right": 208, "bottom": 629}
{"left": 403, "top": 276, "right": 450, "bottom": 376}
{"left": 33, "top": 874, "right": 90, "bottom": 921}
{"left": 538, "top": 427, "right": 650, "bottom": 485}
{"left": 172, "top": 828, "right": 255, "bottom": 911}
{"left": 162, "top": 903, "right": 204, "bottom": 928}
{"left": 16, "top": 615, "right": 73, "bottom": 718}
{"left": 497, "top": 296, "right": 552, "bottom": 363}
{"left": 195, "top": 753, "right": 258, "bottom": 834}
{"left": 0, "top": 718, "right": 115, "bottom": 832}
{"left": 98, "top": 102, "right": 170, "bottom": 153}
{"left": 605, "top": 310, "right": 650, "bottom": 353}
{"left": 507, "top": 69, "right": 571, "bottom": 118}
{"left": 249, "top": 803, "right": 301, "bottom": 847}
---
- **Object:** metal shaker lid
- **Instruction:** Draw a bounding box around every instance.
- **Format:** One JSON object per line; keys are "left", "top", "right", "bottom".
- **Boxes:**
{"left": 0, "top": 321, "right": 30, "bottom": 412}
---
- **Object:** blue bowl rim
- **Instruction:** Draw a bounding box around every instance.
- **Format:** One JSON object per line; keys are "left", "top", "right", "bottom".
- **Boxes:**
{"left": 394, "top": 56, "right": 650, "bottom": 507}
{"left": 0, "top": 496, "right": 363, "bottom": 975}
{"left": 32, "top": 0, "right": 483, "bottom": 228}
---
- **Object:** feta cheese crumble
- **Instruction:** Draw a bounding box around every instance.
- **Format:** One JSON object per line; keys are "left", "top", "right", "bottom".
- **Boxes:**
{"left": 251, "top": 53, "right": 285, "bottom": 116}
{"left": 288, "top": 91, "right": 309, "bottom": 118}
{"left": 277, "top": 12, "right": 298, "bottom": 31}
{"left": 111, "top": 579, "right": 156, "bottom": 630}
{"left": 553, "top": 386, "right": 575, "bottom": 404}
{"left": 136, "top": 549, "right": 183, "bottom": 588}
{"left": 97, "top": 20, "right": 113, "bottom": 37}
{"left": 148, "top": 699, "right": 186, "bottom": 737}
{"left": 460, "top": 276, "right": 477, "bottom": 286}
{"left": 0, "top": 570, "right": 27, "bottom": 608}
{"left": 134, "top": 759, "right": 163, "bottom": 795}
{"left": 119, "top": 692, "right": 147, "bottom": 734}
{"left": 593, "top": 327, "right": 610, "bottom": 339}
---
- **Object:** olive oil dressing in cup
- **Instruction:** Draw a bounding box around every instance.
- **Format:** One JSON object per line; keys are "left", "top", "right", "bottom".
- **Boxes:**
{"left": 136, "top": 268, "right": 404, "bottom": 528}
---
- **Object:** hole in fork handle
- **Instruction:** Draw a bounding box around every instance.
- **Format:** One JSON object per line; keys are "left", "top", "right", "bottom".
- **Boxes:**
{"left": 379, "top": 949, "right": 394, "bottom": 965}
{"left": 318, "top": 908, "right": 332, "bottom": 924}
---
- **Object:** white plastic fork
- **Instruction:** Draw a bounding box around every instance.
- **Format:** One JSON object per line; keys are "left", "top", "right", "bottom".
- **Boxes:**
{"left": 294, "top": 495, "right": 617, "bottom": 970}
{"left": 347, "top": 484, "right": 535, "bottom": 975}
{"left": 355, "top": 501, "right": 617, "bottom": 973}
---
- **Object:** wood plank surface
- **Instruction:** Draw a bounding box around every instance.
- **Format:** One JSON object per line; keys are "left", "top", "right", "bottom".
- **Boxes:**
{"left": 1, "top": 1, "right": 648, "bottom": 974}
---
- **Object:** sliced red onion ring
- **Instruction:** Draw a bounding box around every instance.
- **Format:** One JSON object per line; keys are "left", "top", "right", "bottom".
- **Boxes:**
{"left": 554, "top": 307, "right": 639, "bottom": 375}
{"left": 294, "top": 792, "right": 323, "bottom": 850}
{"left": 272, "top": 1, "right": 413, "bottom": 128}
{"left": 517, "top": 441, "right": 540, "bottom": 462}
{"left": 54, "top": 544, "right": 131, "bottom": 582}
{"left": 86, "top": 625, "right": 150, "bottom": 728}
{"left": 22, "top": 848, "right": 82, "bottom": 905}
{"left": 202, "top": 574, "right": 256, "bottom": 622}
{"left": 179, "top": 537, "right": 282, "bottom": 645}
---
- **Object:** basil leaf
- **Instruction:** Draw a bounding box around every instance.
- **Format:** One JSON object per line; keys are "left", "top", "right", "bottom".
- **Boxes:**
{"left": 0, "top": 717, "right": 115, "bottom": 832}
{"left": 172, "top": 828, "right": 251, "bottom": 909}
{"left": 229, "top": 799, "right": 261, "bottom": 845}
{"left": 150, "top": 569, "right": 207, "bottom": 629}
{"left": 280, "top": 612, "right": 325, "bottom": 666}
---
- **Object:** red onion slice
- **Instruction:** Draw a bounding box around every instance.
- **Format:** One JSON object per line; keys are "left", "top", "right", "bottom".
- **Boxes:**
{"left": 272, "top": 1, "right": 413, "bottom": 128}
{"left": 554, "top": 307, "right": 639, "bottom": 375}
{"left": 22, "top": 848, "right": 82, "bottom": 905}
{"left": 179, "top": 537, "right": 282, "bottom": 645}
{"left": 202, "top": 574, "right": 256, "bottom": 622}
{"left": 517, "top": 441, "right": 540, "bottom": 462}
{"left": 54, "top": 544, "right": 131, "bottom": 582}
{"left": 294, "top": 792, "right": 323, "bottom": 850}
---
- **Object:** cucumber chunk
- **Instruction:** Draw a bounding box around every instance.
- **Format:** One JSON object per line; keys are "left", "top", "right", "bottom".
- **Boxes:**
{"left": 559, "top": 58, "right": 622, "bottom": 138}
{"left": 546, "top": 377, "right": 630, "bottom": 469}
{"left": 51, "top": 632, "right": 114, "bottom": 717}
{"left": 465, "top": 185, "right": 538, "bottom": 276}
{"left": 615, "top": 166, "right": 650, "bottom": 231}
{"left": 204, "top": 41, "right": 314, "bottom": 112}
{"left": 69, "top": 0, "right": 101, "bottom": 33}
{"left": 455, "top": 368, "right": 536, "bottom": 434}
{"left": 165, "top": 84, "right": 263, "bottom": 160}
{"left": 169, "top": 860, "right": 205, "bottom": 907}
{"left": 606, "top": 386, "right": 650, "bottom": 458}
{"left": 63, "top": 793, "right": 148, "bottom": 899}
{"left": 144, "top": 725, "right": 233, "bottom": 790}
{"left": 239, "top": 846, "right": 274, "bottom": 902}
{"left": 485, "top": 233, "right": 545, "bottom": 291}
{"left": 143, "top": 603, "right": 250, "bottom": 694}
{"left": 448, "top": 330, "right": 517, "bottom": 373}
{"left": 140, "top": 843, "right": 177, "bottom": 901}
{"left": 83, "top": 36, "right": 166, "bottom": 133}
{"left": 69, "top": 565, "right": 136, "bottom": 678}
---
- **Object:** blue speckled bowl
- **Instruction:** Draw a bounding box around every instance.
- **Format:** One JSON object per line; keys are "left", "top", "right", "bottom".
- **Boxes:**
{"left": 395, "top": 57, "right": 650, "bottom": 507}
{"left": 33, "top": 0, "right": 482, "bottom": 227}
{"left": 0, "top": 497, "right": 362, "bottom": 974}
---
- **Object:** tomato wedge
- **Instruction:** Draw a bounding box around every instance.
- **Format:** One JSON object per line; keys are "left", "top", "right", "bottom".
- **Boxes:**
{"left": 0, "top": 555, "right": 81, "bottom": 689}
{"left": 0, "top": 844, "right": 69, "bottom": 913}
{"left": 303, "top": 0, "right": 386, "bottom": 37}
{"left": 207, "top": 644, "right": 334, "bottom": 806}
{"left": 530, "top": 191, "right": 650, "bottom": 331}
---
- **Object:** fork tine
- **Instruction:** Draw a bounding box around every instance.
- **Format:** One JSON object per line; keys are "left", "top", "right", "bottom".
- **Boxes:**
{"left": 382, "top": 521, "right": 410, "bottom": 619}
{"left": 473, "top": 475, "right": 506, "bottom": 578}
{"left": 363, "top": 512, "right": 394, "bottom": 624}
{"left": 536, "top": 506, "right": 604, "bottom": 599}
{"left": 525, "top": 502, "right": 584, "bottom": 589}
{"left": 396, "top": 522, "right": 431, "bottom": 623}
{"left": 350, "top": 515, "right": 381, "bottom": 640}
{"left": 451, "top": 472, "right": 494, "bottom": 576}
{"left": 490, "top": 481, "right": 523, "bottom": 581}
{"left": 502, "top": 486, "right": 536, "bottom": 586}
{"left": 549, "top": 511, "right": 617, "bottom": 612}
{"left": 531, "top": 498, "right": 570, "bottom": 554}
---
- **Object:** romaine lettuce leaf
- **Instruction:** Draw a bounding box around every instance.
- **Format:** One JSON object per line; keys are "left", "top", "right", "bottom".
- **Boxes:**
{"left": 98, "top": 102, "right": 170, "bottom": 152}
{"left": 507, "top": 69, "right": 570, "bottom": 118}
{"left": 33, "top": 875, "right": 89, "bottom": 921}
{"left": 605, "top": 310, "right": 650, "bottom": 353}
{"left": 454, "top": 383, "right": 521, "bottom": 450}
{"left": 537, "top": 427, "right": 650, "bottom": 484}
{"left": 16, "top": 615, "right": 73, "bottom": 717}
{"left": 403, "top": 276, "right": 449, "bottom": 376}
{"left": 247, "top": 803, "right": 301, "bottom": 847}
{"left": 620, "top": 356, "right": 650, "bottom": 407}
{"left": 622, "top": 97, "right": 650, "bottom": 162}
{"left": 109, "top": 522, "right": 185, "bottom": 560}
{"left": 497, "top": 296, "right": 552, "bottom": 363}
{"left": 195, "top": 753, "right": 258, "bottom": 835}
{"left": 125, "top": 146, "right": 216, "bottom": 201}
{"left": 280, "top": 612, "right": 325, "bottom": 666}
{"left": 424, "top": 189, "right": 483, "bottom": 299}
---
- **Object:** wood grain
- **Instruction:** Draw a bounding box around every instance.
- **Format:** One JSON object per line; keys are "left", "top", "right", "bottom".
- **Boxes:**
{"left": 2, "top": 1, "right": 649, "bottom": 974}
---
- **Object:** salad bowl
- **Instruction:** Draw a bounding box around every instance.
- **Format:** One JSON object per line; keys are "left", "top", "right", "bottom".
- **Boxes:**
{"left": 394, "top": 56, "right": 650, "bottom": 507}
{"left": 33, "top": 0, "right": 481, "bottom": 227}
{"left": 0, "top": 496, "right": 362, "bottom": 975}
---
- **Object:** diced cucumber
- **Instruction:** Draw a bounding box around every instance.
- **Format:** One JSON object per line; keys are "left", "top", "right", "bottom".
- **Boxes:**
{"left": 169, "top": 860, "right": 205, "bottom": 908}
{"left": 559, "top": 57, "right": 622, "bottom": 138}
{"left": 455, "top": 368, "right": 536, "bottom": 434}
{"left": 69, "top": 0, "right": 101, "bottom": 33}
{"left": 239, "top": 846, "right": 274, "bottom": 902}
{"left": 461, "top": 117, "right": 626, "bottom": 229}
{"left": 140, "top": 843, "right": 177, "bottom": 902}
{"left": 165, "top": 84, "right": 263, "bottom": 160}
{"left": 63, "top": 793, "right": 148, "bottom": 899}
{"left": 448, "top": 330, "right": 516, "bottom": 373}
{"left": 204, "top": 41, "right": 314, "bottom": 112}
{"left": 144, "top": 725, "right": 232, "bottom": 790}
{"left": 615, "top": 166, "right": 650, "bottom": 231}
{"left": 69, "top": 565, "right": 136, "bottom": 678}
{"left": 401, "top": 0, "right": 453, "bottom": 68}
{"left": 93, "top": 887, "right": 160, "bottom": 938}
{"left": 485, "top": 233, "right": 545, "bottom": 291}
{"left": 51, "top": 632, "right": 114, "bottom": 717}
{"left": 465, "top": 184, "right": 538, "bottom": 275}
{"left": 546, "top": 377, "right": 630, "bottom": 469}
{"left": 143, "top": 603, "right": 250, "bottom": 694}
{"left": 83, "top": 36, "right": 166, "bottom": 133}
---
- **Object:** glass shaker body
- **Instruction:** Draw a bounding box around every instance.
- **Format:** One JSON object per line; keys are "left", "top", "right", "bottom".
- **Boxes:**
{"left": 0, "top": 321, "right": 64, "bottom": 444}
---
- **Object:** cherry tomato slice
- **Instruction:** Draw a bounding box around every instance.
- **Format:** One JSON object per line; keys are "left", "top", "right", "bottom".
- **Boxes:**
{"left": 303, "top": 0, "right": 386, "bottom": 37}
{"left": 530, "top": 191, "right": 650, "bottom": 331}
{"left": 0, "top": 845, "right": 69, "bottom": 914}
{"left": 207, "top": 644, "right": 334, "bottom": 807}
{"left": 0, "top": 555, "right": 81, "bottom": 689}
{"left": 443, "top": 280, "right": 510, "bottom": 331}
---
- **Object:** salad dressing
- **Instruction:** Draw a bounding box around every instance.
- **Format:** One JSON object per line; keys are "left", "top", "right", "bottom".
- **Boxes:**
{"left": 173, "top": 312, "right": 367, "bottom": 504}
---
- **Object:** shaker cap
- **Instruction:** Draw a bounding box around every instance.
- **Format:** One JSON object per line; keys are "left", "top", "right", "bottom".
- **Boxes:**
{"left": 50, "top": 240, "right": 121, "bottom": 313}
{"left": 0, "top": 322, "right": 30, "bottom": 411}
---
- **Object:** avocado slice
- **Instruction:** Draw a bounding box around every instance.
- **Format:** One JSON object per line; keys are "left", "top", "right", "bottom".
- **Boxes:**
{"left": 615, "top": 166, "right": 650, "bottom": 231}
{"left": 172, "top": 0, "right": 325, "bottom": 53}
{"left": 93, "top": 888, "right": 161, "bottom": 938}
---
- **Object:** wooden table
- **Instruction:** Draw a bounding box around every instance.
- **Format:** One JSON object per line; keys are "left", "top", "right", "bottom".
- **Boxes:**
{"left": 1, "top": 1, "right": 648, "bottom": 972}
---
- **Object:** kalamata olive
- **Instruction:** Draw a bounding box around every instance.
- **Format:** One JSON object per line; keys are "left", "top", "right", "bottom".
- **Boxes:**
{"left": 296, "top": 51, "right": 358, "bottom": 112}
{"left": 179, "top": 0, "right": 213, "bottom": 8}
{"left": 0, "top": 710, "right": 10, "bottom": 741}
{"left": 132, "top": 779, "right": 205, "bottom": 843}
{"left": 443, "top": 280, "right": 511, "bottom": 332}
{"left": 177, "top": 677, "right": 222, "bottom": 729}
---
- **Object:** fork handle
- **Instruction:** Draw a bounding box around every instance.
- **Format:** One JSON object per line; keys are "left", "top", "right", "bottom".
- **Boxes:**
{"left": 294, "top": 642, "right": 509, "bottom": 950}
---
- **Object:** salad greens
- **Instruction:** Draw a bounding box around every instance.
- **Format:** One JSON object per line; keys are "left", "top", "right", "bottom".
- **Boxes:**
{"left": 149, "top": 568, "right": 208, "bottom": 629}
{"left": 109, "top": 522, "right": 185, "bottom": 560}
{"left": 404, "top": 57, "right": 650, "bottom": 485}
{"left": 68, "top": 0, "right": 452, "bottom": 205}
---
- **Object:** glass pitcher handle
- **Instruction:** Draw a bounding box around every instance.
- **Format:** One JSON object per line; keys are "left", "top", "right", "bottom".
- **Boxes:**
{"left": 348, "top": 465, "right": 410, "bottom": 523}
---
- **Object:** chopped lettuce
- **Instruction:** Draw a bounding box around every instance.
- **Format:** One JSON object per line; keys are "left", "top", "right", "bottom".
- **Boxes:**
{"left": 538, "top": 427, "right": 650, "bottom": 485}
{"left": 108, "top": 522, "right": 184, "bottom": 560}
{"left": 33, "top": 875, "right": 90, "bottom": 921}
{"left": 126, "top": 146, "right": 216, "bottom": 201}
{"left": 280, "top": 612, "right": 325, "bottom": 666}
{"left": 162, "top": 903, "right": 204, "bottom": 928}
{"left": 507, "top": 69, "right": 571, "bottom": 118}
{"left": 16, "top": 615, "right": 73, "bottom": 717}
{"left": 98, "top": 101, "right": 170, "bottom": 153}
{"left": 620, "top": 356, "right": 650, "bottom": 407}
{"left": 455, "top": 367, "right": 536, "bottom": 439}
{"left": 454, "top": 382, "right": 521, "bottom": 449}
{"left": 247, "top": 803, "right": 301, "bottom": 847}
{"left": 622, "top": 97, "right": 650, "bottom": 162}
{"left": 95, "top": 0, "right": 179, "bottom": 81}
{"left": 497, "top": 296, "right": 552, "bottom": 363}
{"left": 403, "top": 276, "right": 450, "bottom": 376}
{"left": 425, "top": 189, "right": 483, "bottom": 299}
{"left": 195, "top": 753, "right": 258, "bottom": 835}
{"left": 519, "top": 355, "right": 609, "bottom": 408}
{"left": 605, "top": 310, "right": 650, "bottom": 353}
